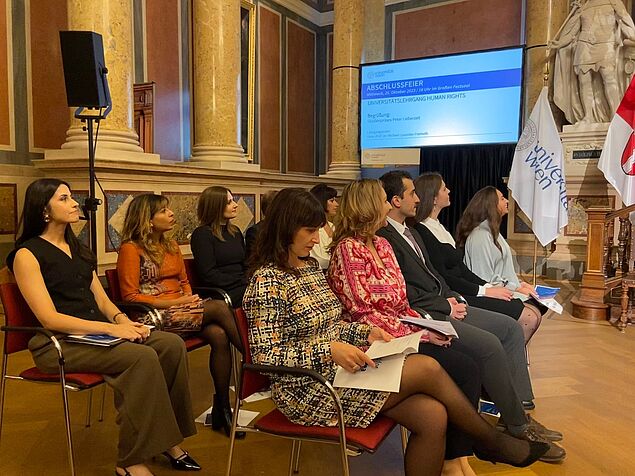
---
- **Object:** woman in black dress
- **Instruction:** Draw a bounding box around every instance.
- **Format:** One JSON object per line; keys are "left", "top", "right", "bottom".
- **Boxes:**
{"left": 191, "top": 186, "right": 247, "bottom": 307}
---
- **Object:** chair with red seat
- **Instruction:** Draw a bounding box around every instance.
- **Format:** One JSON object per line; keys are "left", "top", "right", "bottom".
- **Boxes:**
{"left": 0, "top": 281, "right": 106, "bottom": 476}
{"left": 225, "top": 307, "right": 405, "bottom": 476}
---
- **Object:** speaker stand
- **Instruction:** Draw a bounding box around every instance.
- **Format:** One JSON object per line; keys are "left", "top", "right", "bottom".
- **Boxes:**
{"left": 75, "top": 104, "right": 111, "bottom": 256}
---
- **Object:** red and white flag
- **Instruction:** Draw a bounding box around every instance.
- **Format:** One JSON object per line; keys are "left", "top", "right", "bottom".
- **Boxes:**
{"left": 599, "top": 78, "right": 635, "bottom": 206}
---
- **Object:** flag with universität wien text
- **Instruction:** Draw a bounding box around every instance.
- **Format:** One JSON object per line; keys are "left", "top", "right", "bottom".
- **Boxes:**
{"left": 599, "top": 76, "right": 635, "bottom": 206}
{"left": 508, "top": 87, "right": 567, "bottom": 246}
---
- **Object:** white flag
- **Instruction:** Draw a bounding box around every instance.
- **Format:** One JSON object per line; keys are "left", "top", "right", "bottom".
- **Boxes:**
{"left": 598, "top": 77, "right": 635, "bottom": 205}
{"left": 508, "top": 87, "right": 567, "bottom": 246}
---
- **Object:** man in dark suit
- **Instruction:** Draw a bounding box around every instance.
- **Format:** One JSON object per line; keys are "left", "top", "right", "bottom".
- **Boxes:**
{"left": 377, "top": 171, "right": 565, "bottom": 462}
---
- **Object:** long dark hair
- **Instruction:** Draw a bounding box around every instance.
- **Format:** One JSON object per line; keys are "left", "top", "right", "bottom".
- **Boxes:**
{"left": 249, "top": 188, "right": 325, "bottom": 276}
{"left": 309, "top": 183, "right": 337, "bottom": 213}
{"left": 197, "top": 186, "right": 239, "bottom": 240}
{"left": 414, "top": 172, "right": 443, "bottom": 223}
{"left": 14, "top": 178, "right": 96, "bottom": 266}
{"left": 120, "top": 194, "right": 178, "bottom": 265}
{"left": 455, "top": 186, "right": 502, "bottom": 251}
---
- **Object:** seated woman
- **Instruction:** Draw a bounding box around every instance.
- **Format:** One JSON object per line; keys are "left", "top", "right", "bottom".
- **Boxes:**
{"left": 308, "top": 183, "right": 339, "bottom": 269}
{"left": 191, "top": 186, "right": 247, "bottom": 307}
{"left": 244, "top": 187, "right": 547, "bottom": 476}
{"left": 413, "top": 173, "right": 539, "bottom": 344}
{"left": 8, "top": 179, "right": 200, "bottom": 476}
{"left": 117, "top": 194, "right": 244, "bottom": 438}
{"left": 455, "top": 187, "right": 545, "bottom": 344}
{"left": 245, "top": 190, "right": 277, "bottom": 260}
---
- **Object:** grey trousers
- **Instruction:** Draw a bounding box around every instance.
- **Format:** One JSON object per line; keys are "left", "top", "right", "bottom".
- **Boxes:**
{"left": 30, "top": 331, "right": 196, "bottom": 467}
{"left": 449, "top": 307, "right": 532, "bottom": 428}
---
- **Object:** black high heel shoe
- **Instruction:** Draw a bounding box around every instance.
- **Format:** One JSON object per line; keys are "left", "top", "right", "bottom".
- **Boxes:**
{"left": 162, "top": 450, "right": 201, "bottom": 471}
{"left": 474, "top": 440, "right": 550, "bottom": 467}
{"left": 210, "top": 403, "right": 246, "bottom": 439}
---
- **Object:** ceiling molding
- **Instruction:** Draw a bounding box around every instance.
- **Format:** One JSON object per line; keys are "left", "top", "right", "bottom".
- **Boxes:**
{"left": 271, "top": 0, "right": 409, "bottom": 27}
{"left": 273, "top": 0, "right": 332, "bottom": 26}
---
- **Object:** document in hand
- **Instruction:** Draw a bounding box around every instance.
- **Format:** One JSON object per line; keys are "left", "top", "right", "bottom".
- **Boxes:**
{"left": 333, "top": 331, "right": 424, "bottom": 393}
{"left": 535, "top": 297, "right": 563, "bottom": 314}
{"left": 399, "top": 316, "right": 459, "bottom": 338}
{"left": 66, "top": 326, "right": 154, "bottom": 347}
{"left": 66, "top": 334, "right": 124, "bottom": 346}
{"left": 535, "top": 285, "right": 559, "bottom": 299}
{"left": 532, "top": 286, "right": 563, "bottom": 314}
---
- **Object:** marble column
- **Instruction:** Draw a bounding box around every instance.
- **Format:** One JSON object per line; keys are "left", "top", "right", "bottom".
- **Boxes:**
{"left": 326, "top": 0, "right": 364, "bottom": 179}
{"left": 524, "top": 0, "right": 569, "bottom": 124}
{"left": 48, "top": 0, "right": 158, "bottom": 163}
{"left": 190, "top": 0, "right": 255, "bottom": 170}
{"left": 363, "top": 0, "right": 385, "bottom": 64}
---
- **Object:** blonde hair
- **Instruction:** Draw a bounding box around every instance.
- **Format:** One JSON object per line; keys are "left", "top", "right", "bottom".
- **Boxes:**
{"left": 197, "top": 186, "right": 239, "bottom": 240}
{"left": 331, "top": 179, "right": 386, "bottom": 249}
{"left": 120, "top": 194, "right": 178, "bottom": 265}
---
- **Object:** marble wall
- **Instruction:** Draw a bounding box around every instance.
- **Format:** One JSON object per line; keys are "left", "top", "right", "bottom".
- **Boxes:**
{"left": 387, "top": 0, "right": 523, "bottom": 60}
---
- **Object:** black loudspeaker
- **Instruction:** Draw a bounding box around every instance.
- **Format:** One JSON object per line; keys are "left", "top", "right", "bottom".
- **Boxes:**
{"left": 59, "top": 31, "right": 109, "bottom": 108}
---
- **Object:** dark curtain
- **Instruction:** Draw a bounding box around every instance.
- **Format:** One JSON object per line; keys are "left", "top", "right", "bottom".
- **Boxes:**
{"left": 419, "top": 143, "right": 516, "bottom": 238}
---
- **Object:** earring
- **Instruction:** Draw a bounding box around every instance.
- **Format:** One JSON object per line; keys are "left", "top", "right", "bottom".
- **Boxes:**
{"left": 43, "top": 213, "right": 50, "bottom": 223}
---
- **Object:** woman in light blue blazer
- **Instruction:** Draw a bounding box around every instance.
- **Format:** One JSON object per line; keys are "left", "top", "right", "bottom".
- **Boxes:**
{"left": 455, "top": 187, "right": 544, "bottom": 343}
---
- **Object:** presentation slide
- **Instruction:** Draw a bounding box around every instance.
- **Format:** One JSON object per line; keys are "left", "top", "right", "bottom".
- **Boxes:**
{"left": 360, "top": 47, "right": 523, "bottom": 149}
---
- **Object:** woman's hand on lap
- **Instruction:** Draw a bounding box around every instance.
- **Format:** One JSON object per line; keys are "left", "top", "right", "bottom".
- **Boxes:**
{"left": 368, "top": 327, "right": 393, "bottom": 344}
{"left": 518, "top": 282, "right": 538, "bottom": 298}
{"left": 108, "top": 321, "right": 149, "bottom": 342}
{"left": 427, "top": 330, "right": 452, "bottom": 348}
{"left": 331, "top": 341, "right": 375, "bottom": 373}
{"left": 485, "top": 286, "right": 513, "bottom": 301}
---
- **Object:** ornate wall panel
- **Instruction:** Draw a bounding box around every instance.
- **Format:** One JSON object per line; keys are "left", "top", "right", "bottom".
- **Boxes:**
{"left": 0, "top": 183, "right": 16, "bottom": 234}
{"left": 27, "top": 0, "right": 68, "bottom": 150}
{"left": 0, "top": 0, "right": 13, "bottom": 150}
{"left": 392, "top": 0, "right": 522, "bottom": 60}
{"left": 286, "top": 19, "right": 315, "bottom": 174}
{"left": 146, "top": 0, "right": 182, "bottom": 160}
{"left": 258, "top": 4, "right": 282, "bottom": 171}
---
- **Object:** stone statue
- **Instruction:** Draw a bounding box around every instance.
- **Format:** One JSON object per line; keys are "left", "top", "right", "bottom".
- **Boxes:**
{"left": 549, "top": 0, "right": 635, "bottom": 125}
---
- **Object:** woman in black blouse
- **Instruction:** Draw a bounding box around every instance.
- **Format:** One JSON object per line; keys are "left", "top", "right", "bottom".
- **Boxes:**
{"left": 8, "top": 179, "right": 200, "bottom": 476}
{"left": 191, "top": 186, "right": 247, "bottom": 306}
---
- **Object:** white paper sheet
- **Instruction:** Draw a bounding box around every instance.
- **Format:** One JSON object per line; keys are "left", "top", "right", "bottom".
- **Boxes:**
{"left": 243, "top": 390, "right": 272, "bottom": 403}
{"left": 333, "top": 354, "right": 406, "bottom": 392}
{"left": 536, "top": 297, "right": 563, "bottom": 314}
{"left": 366, "top": 331, "right": 423, "bottom": 359}
{"left": 195, "top": 406, "right": 259, "bottom": 427}
{"left": 399, "top": 317, "right": 459, "bottom": 338}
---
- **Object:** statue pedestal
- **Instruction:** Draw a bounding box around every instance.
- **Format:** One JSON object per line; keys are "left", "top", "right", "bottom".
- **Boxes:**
{"left": 560, "top": 122, "right": 619, "bottom": 321}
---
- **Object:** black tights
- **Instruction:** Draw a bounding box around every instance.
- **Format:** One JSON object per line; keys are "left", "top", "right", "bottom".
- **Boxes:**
{"left": 199, "top": 300, "right": 244, "bottom": 408}
{"left": 380, "top": 354, "right": 535, "bottom": 476}
{"left": 518, "top": 304, "right": 542, "bottom": 344}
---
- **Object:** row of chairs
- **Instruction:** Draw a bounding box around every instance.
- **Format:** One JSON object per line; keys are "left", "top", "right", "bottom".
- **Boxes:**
{"left": 0, "top": 260, "right": 403, "bottom": 476}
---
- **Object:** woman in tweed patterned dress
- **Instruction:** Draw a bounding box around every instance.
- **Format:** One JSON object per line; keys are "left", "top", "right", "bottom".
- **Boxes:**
{"left": 243, "top": 188, "right": 548, "bottom": 476}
